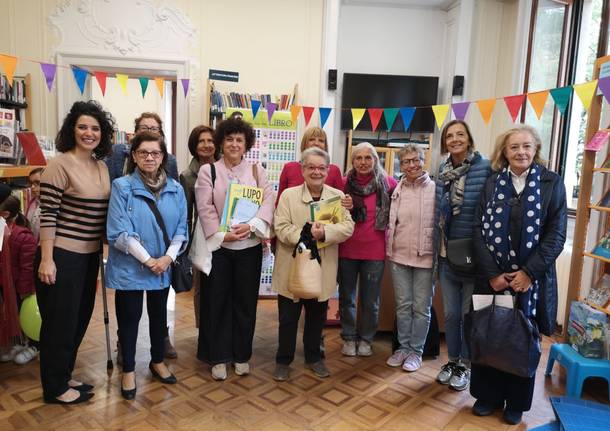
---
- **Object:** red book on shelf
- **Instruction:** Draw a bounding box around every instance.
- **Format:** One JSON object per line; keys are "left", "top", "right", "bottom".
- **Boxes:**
{"left": 16, "top": 132, "right": 46, "bottom": 165}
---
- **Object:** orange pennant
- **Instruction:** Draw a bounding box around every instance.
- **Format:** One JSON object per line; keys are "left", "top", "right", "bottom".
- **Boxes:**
{"left": 476, "top": 99, "right": 496, "bottom": 124}
{"left": 0, "top": 54, "right": 18, "bottom": 87}
{"left": 154, "top": 77, "right": 164, "bottom": 98}
{"left": 527, "top": 90, "right": 549, "bottom": 120}
{"left": 290, "top": 105, "right": 301, "bottom": 123}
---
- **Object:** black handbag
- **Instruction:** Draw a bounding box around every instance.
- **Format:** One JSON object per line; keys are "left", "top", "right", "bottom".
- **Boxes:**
{"left": 464, "top": 295, "right": 541, "bottom": 378}
{"left": 446, "top": 238, "right": 475, "bottom": 274}
{"left": 143, "top": 198, "right": 192, "bottom": 293}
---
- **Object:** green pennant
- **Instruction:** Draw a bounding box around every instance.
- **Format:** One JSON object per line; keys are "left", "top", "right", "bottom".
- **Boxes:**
{"left": 549, "top": 86, "right": 573, "bottom": 115}
{"left": 383, "top": 108, "right": 400, "bottom": 131}
{"left": 139, "top": 77, "right": 149, "bottom": 98}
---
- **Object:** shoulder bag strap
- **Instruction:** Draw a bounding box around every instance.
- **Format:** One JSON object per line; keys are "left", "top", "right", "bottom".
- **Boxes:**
{"left": 210, "top": 163, "right": 216, "bottom": 188}
{"left": 143, "top": 197, "right": 171, "bottom": 249}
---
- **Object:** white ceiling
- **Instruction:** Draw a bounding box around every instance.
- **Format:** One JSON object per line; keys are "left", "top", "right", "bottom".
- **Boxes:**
{"left": 342, "top": 0, "right": 456, "bottom": 10}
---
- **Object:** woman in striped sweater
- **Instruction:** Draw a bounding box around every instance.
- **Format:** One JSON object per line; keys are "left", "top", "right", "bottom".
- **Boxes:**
{"left": 35, "top": 101, "right": 115, "bottom": 404}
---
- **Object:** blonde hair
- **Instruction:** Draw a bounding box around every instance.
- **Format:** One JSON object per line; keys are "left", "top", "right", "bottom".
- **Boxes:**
{"left": 490, "top": 124, "right": 547, "bottom": 171}
{"left": 300, "top": 127, "right": 327, "bottom": 152}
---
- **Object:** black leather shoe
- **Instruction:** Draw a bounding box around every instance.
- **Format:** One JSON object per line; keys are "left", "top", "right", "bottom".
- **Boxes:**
{"left": 44, "top": 391, "right": 94, "bottom": 405}
{"left": 70, "top": 383, "right": 94, "bottom": 392}
{"left": 121, "top": 386, "right": 136, "bottom": 400}
{"left": 149, "top": 362, "right": 177, "bottom": 384}
{"left": 503, "top": 409, "right": 523, "bottom": 425}
{"left": 472, "top": 399, "right": 503, "bottom": 416}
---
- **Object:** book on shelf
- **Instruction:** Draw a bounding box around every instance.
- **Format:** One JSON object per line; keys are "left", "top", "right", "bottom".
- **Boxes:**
{"left": 0, "top": 75, "right": 27, "bottom": 104}
{"left": 309, "top": 195, "right": 344, "bottom": 249}
{"left": 591, "top": 229, "right": 610, "bottom": 259}
{"left": 0, "top": 108, "right": 16, "bottom": 159}
{"left": 585, "top": 273, "right": 610, "bottom": 309}
{"left": 219, "top": 182, "right": 263, "bottom": 234}
{"left": 597, "top": 189, "right": 610, "bottom": 208}
{"left": 211, "top": 89, "right": 295, "bottom": 113}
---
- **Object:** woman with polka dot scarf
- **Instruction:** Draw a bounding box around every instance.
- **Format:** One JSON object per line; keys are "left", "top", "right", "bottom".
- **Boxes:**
{"left": 469, "top": 124, "right": 567, "bottom": 425}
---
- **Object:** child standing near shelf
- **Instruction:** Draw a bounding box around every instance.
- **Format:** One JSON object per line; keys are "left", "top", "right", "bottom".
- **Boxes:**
{"left": 26, "top": 167, "right": 43, "bottom": 242}
{"left": 0, "top": 193, "right": 39, "bottom": 364}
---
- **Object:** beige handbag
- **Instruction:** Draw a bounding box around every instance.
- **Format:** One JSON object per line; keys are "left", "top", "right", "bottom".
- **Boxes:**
{"left": 287, "top": 248, "right": 322, "bottom": 299}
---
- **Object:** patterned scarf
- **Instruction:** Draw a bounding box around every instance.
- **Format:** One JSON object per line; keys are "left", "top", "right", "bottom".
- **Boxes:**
{"left": 345, "top": 171, "right": 390, "bottom": 230}
{"left": 438, "top": 151, "right": 475, "bottom": 216}
{"left": 137, "top": 168, "right": 167, "bottom": 200}
{"left": 480, "top": 164, "right": 542, "bottom": 318}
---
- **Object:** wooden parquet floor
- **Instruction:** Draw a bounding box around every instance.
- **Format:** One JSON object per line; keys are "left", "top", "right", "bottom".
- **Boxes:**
{"left": 0, "top": 288, "right": 608, "bottom": 430}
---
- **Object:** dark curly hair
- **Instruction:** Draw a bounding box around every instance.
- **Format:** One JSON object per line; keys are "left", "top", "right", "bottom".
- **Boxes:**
{"left": 187, "top": 125, "right": 218, "bottom": 159}
{"left": 214, "top": 118, "right": 256, "bottom": 153}
{"left": 125, "top": 131, "right": 168, "bottom": 175}
{"left": 55, "top": 100, "right": 116, "bottom": 160}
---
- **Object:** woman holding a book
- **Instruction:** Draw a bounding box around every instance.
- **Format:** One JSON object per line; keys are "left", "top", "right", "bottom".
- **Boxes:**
{"left": 195, "top": 117, "right": 274, "bottom": 381}
{"left": 272, "top": 147, "right": 354, "bottom": 380}
{"left": 470, "top": 124, "right": 566, "bottom": 425}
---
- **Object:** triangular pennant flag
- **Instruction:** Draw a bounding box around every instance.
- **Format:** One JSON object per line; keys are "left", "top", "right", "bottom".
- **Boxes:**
{"left": 267, "top": 102, "right": 277, "bottom": 123}
{"left": 40, "top": 63, "right": 57, "bottom": 91}
{"left": 383, "top": 108, "right": 399, "bottom": 131}
{"left": 598, "top": 76, "right": 610, "bottom": 104}
{"left": 71, "top": 66, "right": 89, "bottom": 95}
{"left": 0, "top": 54, "right": 18, "bottom": 87}
{"left": 93, "top": 71, "right": 107, "bottom": 96}
{"left": 351, "top": 108, "right": 366, "bottom": 129}
{"left": 251, "top": 100, "right": 262, "bottom": 118}
{"left": 138, "top": 77, "right": 149, "bottom": 98}
{"left": 116, "top": 73, "right": 129, "bottom": 96}
{"left": 431, "top": 104, "right": 450, "bottom": 129}
{"left": 550, "top": 86, "right": 573, "bottom": 115}
{"left": 573, "top": 80, "right": 597, "bottom": 111}
{"left": 527, "top": 91, "right": 549, "bottom": 119}
{"left": 290, "top": 105, "right": 301, "bottom": 123}
{"left": 302, "top": 106, "right": 315, "bottom": 126}
{"left": 180, "top": 78, "right": 190, "bottom": 97}
{"left": 154, "top": 77, "right": 164, "bottom": 98}
{"left": 319, "top": 107, "right": 332, "bottom": 128}
{"left": 476, "top": 99, "right": 496, "bottom": 124}
{"left": 368, "top": 108, "right": 383, "bottom": 131}
{"left": 503, "top": 94, "right": 526, "bottom": 122}
{"left": 452, "top": 102, "right": 471, "bottom": 121}
{"left": 399, "top": 107, "right": 416, "bottom": 131}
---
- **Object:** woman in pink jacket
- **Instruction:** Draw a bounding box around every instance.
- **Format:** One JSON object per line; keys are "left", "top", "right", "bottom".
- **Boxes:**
{"left": 385, "top": 145, "right": 436, "bottom": 372}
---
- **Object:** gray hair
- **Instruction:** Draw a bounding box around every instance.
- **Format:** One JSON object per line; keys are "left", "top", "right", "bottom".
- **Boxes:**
{"left": 398, "top": 144, "right": 425, "bottom": 162}
{"left": 301, "top": 147, "right": 330, "bottom": 165}
{"left": 349, "top": 142, "right": 388, "bottom": 188}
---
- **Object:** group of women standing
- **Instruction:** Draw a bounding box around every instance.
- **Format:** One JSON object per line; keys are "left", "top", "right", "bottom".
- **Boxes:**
{"left": 34, "top": 99, "right": 566, "bottom": 426}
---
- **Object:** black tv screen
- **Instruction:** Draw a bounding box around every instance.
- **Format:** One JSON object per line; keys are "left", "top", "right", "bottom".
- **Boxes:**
{"left": 341, "top": 73, "right": 439, "bottom": 133}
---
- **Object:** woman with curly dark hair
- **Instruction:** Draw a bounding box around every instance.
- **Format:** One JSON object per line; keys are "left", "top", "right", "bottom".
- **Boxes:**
{"left": 35, "top": 100, "right": 115, "bottom": 404}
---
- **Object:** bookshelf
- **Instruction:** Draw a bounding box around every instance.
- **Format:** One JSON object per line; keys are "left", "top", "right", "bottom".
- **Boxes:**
{"left": 0, "top": 73, "right": 32, "bottom": 131}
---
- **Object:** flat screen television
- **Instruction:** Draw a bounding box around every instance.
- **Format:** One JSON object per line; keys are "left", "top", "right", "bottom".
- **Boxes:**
{"left": 341, "top": 73, "right": 439, "bottom": 133}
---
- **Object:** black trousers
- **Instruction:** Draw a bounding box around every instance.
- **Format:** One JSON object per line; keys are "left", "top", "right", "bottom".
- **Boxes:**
{"left": 115, "top": 288, "right": 169, "bottom": 372}
{"left": 197, "top": 244, "right": 262, "bottom": 365}
{"left": 35, "top": 248, "right": 98, "bottom": 399}
{"left": 470, "top": 363, "right": 536, "bottom": 411}
{"left": 276, "top": 294, "right": 328, "bottom": 365}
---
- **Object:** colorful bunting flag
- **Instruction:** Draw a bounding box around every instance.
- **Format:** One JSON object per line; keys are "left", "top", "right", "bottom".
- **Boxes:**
{"left": 93, "top": 71, "right": 107, "bottom": 96}
{"left": 452, "top": 102, "right": 471, "bottom": 121}
{"left": 267, "top": 102, "right": 277, "bottom": 123}
{"left": 527, "top": 91, "right": 549, "bottom": 119}
{"left": 319, "top": 107, "right": 332, "bottom": 128}
{"left": 138, "top": 77, "right": 149, "bottom": 98}
{"left": 251, "top": 100, "right": 262, "bottom": 118}
{"left": 0, "top": 54, "right": 17, "bottom": 87}
{"left": 431, "top": 104, "right": 450, "bottom": 129}
{"left": 180, "top": 78, "right": 190, "bottom": 97}
{"left": 503, "top": 94, "right": 526, "bottom": 122}
{"left": 290, "top": 105, "right": 301, "bottom": 123}
{"left": 598, "top": 76, "right": 610, "bottom": 104}
{"left": 71, "top": 66, "right": 88, "bottom": 95}
{"left": 154, "top": 77, "right": 164, "bottom": 97}
{"left": 116, "top": 73, "right": 129, "bottom": 96}
{"left": 368, "top": 108, "right": 383, "bottom": 131}
{"left": 550, "top": 86, "right": 572, "bottom": 114}
{"left": 351, "top": 108, "right": 366, "bottom": 130}
{"left": 573, "top": 80, "right": 597, "bottom": 111}
{"left": 383, "top": 108, "right": 399, "bottom": 131}
{"left": 399, "top": 107, "right": 416, "bottom": 131}
{"left": 476, "top": 99, "right": 496, "bottom": 124}
{"left": 40, "top": 63, "right": 57, "bottom": 91}
{"left": 302, "top": 106, "right": 315, "bottom": 126}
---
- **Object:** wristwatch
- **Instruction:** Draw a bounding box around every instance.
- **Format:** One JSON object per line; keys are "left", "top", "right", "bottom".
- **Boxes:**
{"left": 249, "top": 224, "right": 256, "bottom": 233}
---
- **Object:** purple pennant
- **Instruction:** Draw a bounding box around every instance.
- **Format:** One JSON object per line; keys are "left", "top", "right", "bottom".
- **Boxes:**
{"left": 319, "top": 107, "right": 332, "bottom": 128}
{"left": 452, "top": 102, "right": 471, "bottom": 121}
{"left": 266, "top": 102, "right": 277, "bottom": 123}
{"left": 180, "top": 79, "right": 189, "bottom": 97}
{"left": 598, "top": 76, "right": 610, "bottom": 104}
{"left": 40, "top": 63, "right": 57, "bottom": 91}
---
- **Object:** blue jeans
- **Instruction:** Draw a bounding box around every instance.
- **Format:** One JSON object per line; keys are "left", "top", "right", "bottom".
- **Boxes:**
{"left": 438, "top": 258, "right": 474, "bottom": 362}
{"left": 391, "top": 262, "right": 434, "bottom": 356}
{"left": 338, "top": 258, "right": 385, "bottom": 343}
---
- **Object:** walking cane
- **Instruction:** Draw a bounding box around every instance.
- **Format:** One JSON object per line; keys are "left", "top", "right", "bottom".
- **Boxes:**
{"left": 99, "top": 247, "right": 113, "bottom": 370}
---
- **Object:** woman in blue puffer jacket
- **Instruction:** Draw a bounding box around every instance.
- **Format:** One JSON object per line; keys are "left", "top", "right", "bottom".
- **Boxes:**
{"left": 106, "top": 131, "right": 187, "bottom": 400}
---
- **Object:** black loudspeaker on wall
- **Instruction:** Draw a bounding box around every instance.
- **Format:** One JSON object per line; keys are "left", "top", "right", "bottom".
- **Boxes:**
{"left": 328, "top": 69, "right": 337, "bottom": 91}
{"left": 452, "top": 75, "right": 464, "bottom": 96}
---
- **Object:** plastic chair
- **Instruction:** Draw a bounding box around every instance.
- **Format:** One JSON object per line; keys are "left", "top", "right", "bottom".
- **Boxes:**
{"left": 545, "top": 343, "right": 610, "bottom": 400}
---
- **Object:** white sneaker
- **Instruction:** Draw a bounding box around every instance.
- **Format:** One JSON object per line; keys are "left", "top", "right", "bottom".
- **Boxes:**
{"left": 357, "top": 341, "right": 373, "bottom": 357}
{"left": 0, "top": 344, "right": 26, "bottom": 362}
{"left": 211, "top": 363, "right": 227, "bottom": 380}
{"left": 234, "top": 362, "right": 250, "bottom": 376}
{"left": 341, "top": 340, "right": 357, "bottom": 356}
{"left": 386, "top": 350, "right": 409, "bottom": 367}
{"left": 14, "top": 346, "right": 38, "bottom": 365}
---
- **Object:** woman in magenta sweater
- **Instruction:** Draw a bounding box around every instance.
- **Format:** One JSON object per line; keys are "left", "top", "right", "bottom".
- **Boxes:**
{"left": 339, "top": 142, "right": 397, "bottom": 357}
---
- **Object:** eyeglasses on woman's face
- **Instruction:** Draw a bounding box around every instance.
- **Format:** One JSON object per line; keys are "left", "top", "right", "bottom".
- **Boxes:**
{"left": 135, "top": 150, "right": 163, "bottom": 159}
{"left": 137, "top": 125, "right": 161, "bottom": 133}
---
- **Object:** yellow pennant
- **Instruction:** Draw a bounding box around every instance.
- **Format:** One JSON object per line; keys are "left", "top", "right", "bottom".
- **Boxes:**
{"left": 476, "top": 99, "right": 496, "bottom": 124}
{"left": 431, "top": 104, "right": 450, "bottom": 129}
{"left": 154, "top": 77, "right": 164, "bottom": 98}
{"left": 573, "top": 80, "right": 598, "bottom": 111}
{"left": 527, "top": 90, "right": 549, "bottom": 119}
{"left": 351, "top": 108, "right": 366, "bottom": 129}
{"left": 0, "top": 54, "right": 18, "bottom": 87}
{"left": 290, "top": 105, "right": 301, "bottom": 123}
{"left": 116, "top": 73, "right": 129, "bottom": 96}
